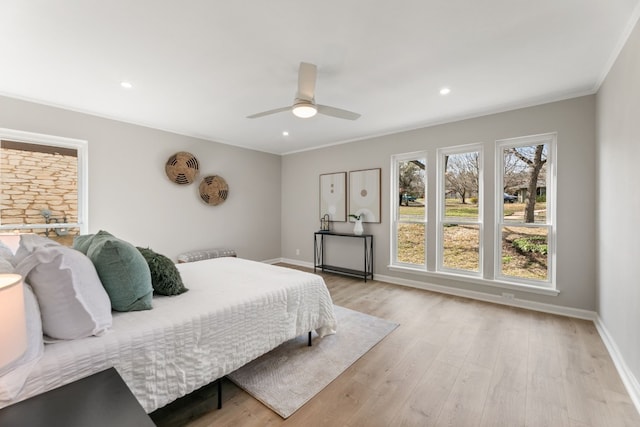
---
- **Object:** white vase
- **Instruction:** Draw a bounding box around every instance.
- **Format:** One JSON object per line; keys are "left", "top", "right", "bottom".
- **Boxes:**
{"left": 353, "top": 218, "right": 363, "bottom": 235}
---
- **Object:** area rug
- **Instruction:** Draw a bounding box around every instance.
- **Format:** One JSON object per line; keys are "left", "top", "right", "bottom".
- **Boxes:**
{"left": 227, "top": 305, "right": 399, "bottom": 418}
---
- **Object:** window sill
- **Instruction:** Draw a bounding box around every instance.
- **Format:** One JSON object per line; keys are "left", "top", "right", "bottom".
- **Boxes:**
{"left": 387, "top": 264, "right": 560, "bottom": 297}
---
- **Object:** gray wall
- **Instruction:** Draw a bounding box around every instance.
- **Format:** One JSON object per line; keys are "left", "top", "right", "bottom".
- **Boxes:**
{"left": 0, "top": 95, "right": 282, "bottom": 261}
{"left": 282, "top": 95, "right": 597, "bottom": 311}
{"left": 1, "top": 83, "right": 600, "bottom": 313}
{"left": 597, "top": 16, "right": 640, "bottom": 391}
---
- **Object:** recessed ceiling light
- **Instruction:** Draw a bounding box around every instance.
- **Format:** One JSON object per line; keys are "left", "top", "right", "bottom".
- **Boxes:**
{"left": 439, "top": 87, "right": 451, "bottom": 95}
{"left": 120, "top": 81, "right": 133, "bottom": 89}
{"left": 282, "top": 131, "right": 289, "bottom": 136}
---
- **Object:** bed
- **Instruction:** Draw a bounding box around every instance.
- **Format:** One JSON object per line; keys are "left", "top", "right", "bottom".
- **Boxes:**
{"left": 0, "top": 256, "right": 337, "bottom": 413}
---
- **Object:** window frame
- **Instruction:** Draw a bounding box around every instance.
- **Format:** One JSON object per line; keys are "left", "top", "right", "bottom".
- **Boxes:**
{"left": 390, "top": 151, "right": 427, "bottom": 268}
{"left": 0, "top": 128, "right": 88, "bottom": 235}
{"left": 436, "top": 143, "right": 484, "bottom": 276}
{"left": 495, "top": 133, "right": 556, "bottom": 288}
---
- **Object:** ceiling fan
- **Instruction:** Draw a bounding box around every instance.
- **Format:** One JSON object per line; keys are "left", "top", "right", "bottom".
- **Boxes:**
{"left": 247, "top": 62, "right": 361, "bottom": 120}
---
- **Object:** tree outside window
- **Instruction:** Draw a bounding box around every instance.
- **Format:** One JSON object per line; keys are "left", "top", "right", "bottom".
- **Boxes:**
{"left": 392, "top": 154, "right": 426, "bottom": 266}
{"left": 439, "top": 146, "right": 482, "bottom": 274}
{"left": 498, "top": 134, "right": 555, "bottom": 283}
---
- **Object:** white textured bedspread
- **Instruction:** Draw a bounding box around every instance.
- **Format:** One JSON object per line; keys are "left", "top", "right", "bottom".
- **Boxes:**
{"left": 1, "top": 258, "right": 337, "bottom": 412}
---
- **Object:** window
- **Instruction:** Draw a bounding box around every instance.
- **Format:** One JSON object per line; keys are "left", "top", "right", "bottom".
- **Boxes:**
{"left": 391, "top": 152, "right": 426, "bottom": 267}
{"left": 438, "top": 145, "right": 483, "bottom": 274}
{"left": 0, "top": 128, "right": 88, "bottom": 245}
{"left": 496, "top": 134, "right": 555, "bottom": 285}
{"left": 390, "top": 133, "right": 556, "bottom": 292}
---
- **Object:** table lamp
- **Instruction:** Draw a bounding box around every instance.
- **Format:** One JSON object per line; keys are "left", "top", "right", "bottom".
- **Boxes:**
{"left": 0, "top": 274, "right": 27, "bottom": 368}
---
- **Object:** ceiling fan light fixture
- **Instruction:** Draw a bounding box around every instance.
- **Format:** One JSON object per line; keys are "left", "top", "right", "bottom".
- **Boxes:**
{"left": 292, "top": 103, "right": 317, "bottom": 118}
{"left": 247, "top": 63, "right": 360, "bottom": 121}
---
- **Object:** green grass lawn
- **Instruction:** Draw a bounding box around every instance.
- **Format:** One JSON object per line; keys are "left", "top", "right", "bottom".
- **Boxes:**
{"left": 400, "top": 199, "right": 547, "bottom": 221}
{"left": 399, "top": 198, "right": 480, "bottom": 218}
{"left": 396, "top": 199, "right": 548, "bottom": 280}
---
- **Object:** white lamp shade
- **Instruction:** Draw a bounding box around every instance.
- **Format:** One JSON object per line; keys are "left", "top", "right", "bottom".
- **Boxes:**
{"left": 0, "top": 274, "right": 27, "bottom": 368}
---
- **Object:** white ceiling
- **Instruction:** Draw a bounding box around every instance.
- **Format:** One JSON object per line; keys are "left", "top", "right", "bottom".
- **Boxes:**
{"left": 1, "top": 1, "right": 639, "bottom": 155}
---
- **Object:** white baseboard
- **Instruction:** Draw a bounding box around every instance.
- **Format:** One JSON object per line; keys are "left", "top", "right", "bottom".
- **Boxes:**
{"left": 273, "top": 258, "right": 640, "bottom": 415}
{"left": 278, "top": 258, "right": 315, "bottom": 269}
{"left": 275, "top": 259, "right": 595, "bottom": 319}
{"left": 374, "top": 273, "right": 597, "bottom": 320}
{"left": 594, "top": 316, "right": 640, "bottom": 413}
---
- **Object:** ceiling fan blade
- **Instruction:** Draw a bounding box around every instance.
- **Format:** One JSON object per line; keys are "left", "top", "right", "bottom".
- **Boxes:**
{"left": 297, "top": 62, "right": 317, "bottom": 101}
{"left": 246, "top": 106, "right": 291, "bottom": 119}
{"left": 317, "top": 104, "right": 361, "bottom": 120}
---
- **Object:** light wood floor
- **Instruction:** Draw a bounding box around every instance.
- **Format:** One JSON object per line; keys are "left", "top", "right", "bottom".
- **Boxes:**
{"left": 150, "top": 266, "right": 640, "bottom": 427}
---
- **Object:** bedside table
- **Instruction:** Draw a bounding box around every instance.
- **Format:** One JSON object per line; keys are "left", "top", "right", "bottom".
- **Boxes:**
{"left": 0, "top": 367, "right": 155, "bottom": 427}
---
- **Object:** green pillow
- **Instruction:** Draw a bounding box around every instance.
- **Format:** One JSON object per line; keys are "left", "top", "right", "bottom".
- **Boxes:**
{"left": 137, "top": 247, "right": 188, "bottom": 296}
{"left": 85, "top": 231, "right": 153, "bottom": 312}
{"left": 72, "top": 234, "right": 94, "bottom": 254}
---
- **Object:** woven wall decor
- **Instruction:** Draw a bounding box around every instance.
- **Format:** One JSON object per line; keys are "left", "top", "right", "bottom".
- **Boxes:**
{"left": 199, "top": 175, "right": 229, "bottom": 205}
{"left": 165, "top": 151, "right": 199, "bottom": 184}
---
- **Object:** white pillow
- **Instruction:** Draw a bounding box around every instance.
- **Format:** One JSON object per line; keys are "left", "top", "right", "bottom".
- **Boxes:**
{"left": 0, "top": 257, "right": 13, "bottom": 273}
{"left": 0, "top": 241, "right": 14, "bottom": 264}
{"left": 13, "top": 234, "right": 60, "bottom": 266}
{"left": 15, "top": 246, "right": 112, "bottom": 340}
{"left": 0, "top": 284, "right": 44, "bottom": 401}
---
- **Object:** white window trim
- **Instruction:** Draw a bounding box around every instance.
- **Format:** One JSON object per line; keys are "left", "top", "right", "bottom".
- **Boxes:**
{"left": 387, "top": 263, "right": 560, "bottom": 296}
{"left": 495, "top": 132, "right": 557, "bottom": 288}
{"left": 390, "top": 151, "right": 427, "bottom": 267}
{"left": 389, "top": 132, "right": 558, "bottom": 296}
{"left": 436, "top": 143, "right": 484, "bottom": 277}
{"left": 0, "top": 128, "right": 88, "bottom": 234}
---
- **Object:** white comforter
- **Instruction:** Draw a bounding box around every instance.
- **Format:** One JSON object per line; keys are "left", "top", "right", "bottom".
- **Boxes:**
{"left": 1, "top": 257, "right": 337, "bottom": 412}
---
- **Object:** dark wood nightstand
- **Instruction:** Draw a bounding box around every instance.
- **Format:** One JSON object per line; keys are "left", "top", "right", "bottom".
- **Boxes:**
{"left": 0, "top": 367, "right": 155, "bottom": 427}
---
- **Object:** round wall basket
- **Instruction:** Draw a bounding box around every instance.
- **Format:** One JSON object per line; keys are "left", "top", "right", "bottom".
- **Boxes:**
{"left": 165, "top": 151, "right": 199, "bottom": 185}
{"left": 199, "top": 175, "right": 229, "bottom": 206}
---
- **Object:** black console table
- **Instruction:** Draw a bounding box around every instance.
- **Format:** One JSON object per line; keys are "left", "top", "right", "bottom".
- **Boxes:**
{"left": 314, "top": 231, "right": 373, "bottom": 282}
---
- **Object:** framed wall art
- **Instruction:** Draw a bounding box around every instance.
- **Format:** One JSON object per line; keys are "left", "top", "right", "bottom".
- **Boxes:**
{"left": 319, "top": 172, "right": 347, "bottom": 222}
{"left": 349, "top": 168, "right": 381, "bottom": 223}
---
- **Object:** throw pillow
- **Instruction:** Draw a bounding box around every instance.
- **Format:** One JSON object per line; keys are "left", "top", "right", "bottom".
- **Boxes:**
{"left": 14, "top": 246, "right": 112, "bottom": 340}
{"left": 137, "top": 247, "right": 188, "bottom": 296}
{"left": 85, "top": 230, "right": 153, "bottom": 312}
{"left": 0, "top": 241, "right": 14, "bottom": 264}
{"left": 72, "top": 233, "right": 95, "bottom": 254}
{"left": 13, "top": 234, "right": 61, "bottom": 266}
{"left": 0, "top": 235, "right": 20, "bottom": 257}
{"left": 0, "top": 257, "right": 13, "bottom": 273}
{"left": 0, "top": 284, "right": 45, "bottom": 400}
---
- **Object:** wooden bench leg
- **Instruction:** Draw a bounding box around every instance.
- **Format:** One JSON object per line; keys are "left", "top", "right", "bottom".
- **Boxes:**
{"left": 308, "top": 331, "right": 312, "bottom": 346}
{"left": 217, "top": 378, "right": 222, "bottom": 409}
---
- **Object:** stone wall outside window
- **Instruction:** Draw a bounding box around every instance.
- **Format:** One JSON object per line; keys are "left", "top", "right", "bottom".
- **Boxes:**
{"left": 1, "top": 147, "right": 78, "bottom": 243}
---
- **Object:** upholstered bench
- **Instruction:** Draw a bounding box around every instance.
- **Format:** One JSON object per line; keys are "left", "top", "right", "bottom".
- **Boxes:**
{"left": 177, "top": 248, "right": 237, "bottom": 263}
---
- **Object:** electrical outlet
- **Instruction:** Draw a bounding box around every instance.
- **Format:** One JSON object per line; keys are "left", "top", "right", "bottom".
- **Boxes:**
{"left": 295, "top": 248, "right": 300, "bottom": 256}
{"left": 501, "top": 292, "right": 515, "bottom": 300}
